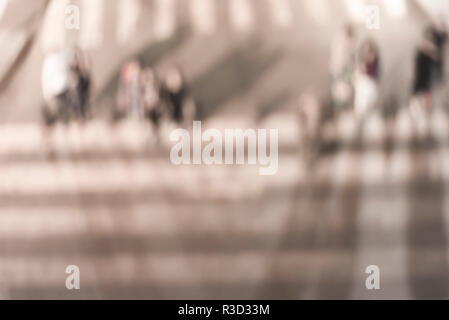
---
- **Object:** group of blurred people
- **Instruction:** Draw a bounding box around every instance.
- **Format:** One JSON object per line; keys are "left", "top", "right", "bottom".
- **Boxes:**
{"left": 41, "top": 47, "right": 196, "bottom": 145}
{"left": 329, "top": 20, "right": 448, "bottom": 121}
{"left": 41, "top": 18, "right": 447, "bottom": 154}
{"left": 116, "top": 61, "right": 196, "bottom": 141}
{"left": 300, "top": 20, "right": 447, "bottom": 148}
{"left": 297, "top": 19, "right": 449, "bottom": 158}
{"left": 299, "top": 24, "right": 382, "bottom": 151}
{"left": 329, "top": 24, "right": 381, "bottom": 120}
{"left": 41, "top": 46, "right": 92, "bottom": 126}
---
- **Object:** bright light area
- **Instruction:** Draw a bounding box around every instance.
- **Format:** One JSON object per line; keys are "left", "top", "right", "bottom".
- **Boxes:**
{"left": 229, "top": 0, "right": 255, "bottom": 32}
{"left": 416, "top": 0, "right": 449, "bottom": 26}
{"left": 304, "top": 0, "right": 331, "bottom": 24}
{"left": 266, "top": 0, "right": 293, "bottom": 28}
{"left": 154, "top": 0, "right": 176, "bottom": 40}
{"left": 0, "top": 0, "right": 8, "bottom": 20}
{"left": 344, "top": 0, "right": 366, "bottom": 23}
{"left": 190, "top": 0, "right": 216, "bottom": 35}
{"left": 41, "top": 0, "right": 70, "bottom": 52}
{"left": 80, "top": 0, "right": 105, "bottom": 50}
{"left": 117, "top": 0, "right": 141, "bottom": 44}
{"left": 381, "top": 0, "right": 407, "bottom": 18}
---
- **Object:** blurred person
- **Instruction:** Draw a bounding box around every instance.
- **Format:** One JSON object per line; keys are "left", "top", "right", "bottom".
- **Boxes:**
{"left": 71, "top": 46, "right": 92, "bottom": 122}
{"left": 41, "top": 47, "right": 92, "bottom": 154}
{"left": 329, "top": 24, "right": 357, "bottom": 111}
{"left": 161, "top": 65, "right": 196, "bottom": 127}
{"left": 298, "top": 91, "right": 322, "bottom": 160}
{"left": 42, "top": 47, "right": 92, "bottom": 125}
{"left": 410, "top": 28, "right": 440, "bottom": 117}
{"left": 429, "top": 18, "right": 448, "bottom": 111}
{"left": 141, "top": 67, "right": 163, "bottom": 144}
{"left": 116, "top": 59, "right": 143, "bottom": 121}
{"left": 41, "top": 48, "right": 73, "bottom": 125}
{"left": 430, "top": 18, "right": 447, "bottom": 85}
{"left": 354, "top": 39, "right": 381, "bottom": 119}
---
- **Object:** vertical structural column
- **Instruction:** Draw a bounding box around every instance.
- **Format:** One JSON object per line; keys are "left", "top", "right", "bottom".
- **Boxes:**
{"left": 153, "top": 0, "right": 177, "bottom": 40}
{"left": 80, "top": 0, "right": 104, "bottom": 50}
{"left": 41, "top": 0, "right": 70, "bottom": 53}
{"left": 190, "top": 0, "right": 216, "bottom": 35}
{"left": 229, "top": 0, "right": 254, "bottom": 33}
{"left": 116, "top": 0, "right": 141, "bottom": 45}
{"left": 266, "top": 0, "right": 293, "bottom": 28}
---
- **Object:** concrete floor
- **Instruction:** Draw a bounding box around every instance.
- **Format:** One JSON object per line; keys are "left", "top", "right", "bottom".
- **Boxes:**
{"left": 0, "top": 105, "right": 446, "bottom": 299}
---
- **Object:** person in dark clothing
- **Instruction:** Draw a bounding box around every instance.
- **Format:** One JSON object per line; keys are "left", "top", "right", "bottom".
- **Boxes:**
{"left": 141, "top": 67, "right": 164, "bottom": 143}
{"left": 74, "top": 67, "right": 91, "bottom": 120}
{"left": 410, "top": 29, "right": 439, "bottom": 123}
{"left": 413, "top": 47, "right": 435, "bottom": 94}
{"left": 71, "top": 47, "right": 91, "bottom": 121}
{"left": 165, "top": 86, "right": 188, "bottom": 123}
{"left": 430, "top": 20, "right": 447, "bottom": 84}
{"left": 162, "top": 65, "right": 196, "bottom": 126}
{"left": 412, "top": 29, "right": 439, "bottom": 111}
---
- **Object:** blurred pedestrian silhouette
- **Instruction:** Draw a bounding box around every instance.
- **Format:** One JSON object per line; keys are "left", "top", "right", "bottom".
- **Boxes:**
{"left": 72, "top": 46, "right": 92, "bottom": 122}
{"left": 354, "top": 39, "right": 380, "bottom": 120}
{"left": 330, "top": 25, "right": 357, "bottom": 112}
{"left": 141, "top": 67, "right": 163, "bottom": 144}
{"left": 430, "top": 18, "right": 447, "bottom": 85}
{"left": 161, "top": 65, "right": 196, "bottom": 127}
{"left": 298, "top": 90, "right": 322, "bottom": 161}
{"left": 116, "top": 59, "right": 143, "bottom": 121}
{"left": 41, "top": 47, "right": 92, "bottom": 126}
{"left": 410, "top": 28, "right": 440, "bottom": 117}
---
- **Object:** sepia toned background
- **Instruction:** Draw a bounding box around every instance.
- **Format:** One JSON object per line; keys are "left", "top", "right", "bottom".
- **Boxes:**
{"left": 0, "top": 0, "right": 448, "bottom": 299}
